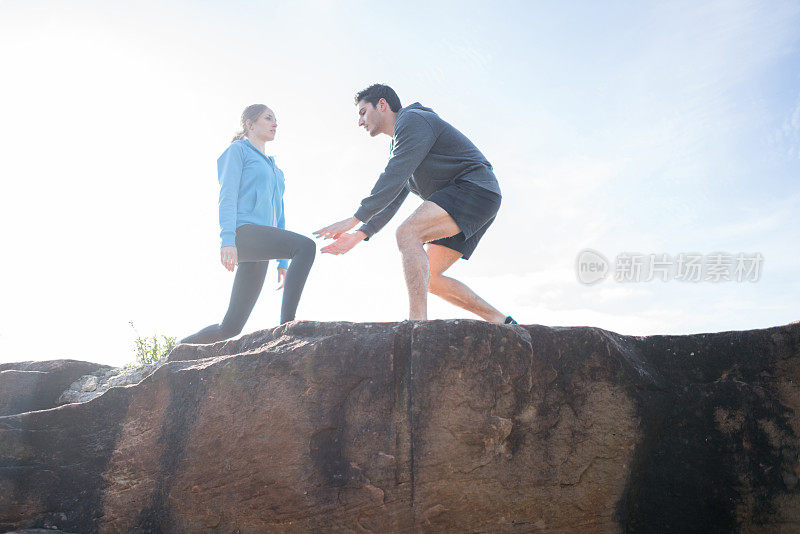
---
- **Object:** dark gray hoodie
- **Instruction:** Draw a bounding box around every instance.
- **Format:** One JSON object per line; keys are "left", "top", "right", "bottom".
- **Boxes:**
{"left": 354, "top": 103, "right": 501, "bottom": 238}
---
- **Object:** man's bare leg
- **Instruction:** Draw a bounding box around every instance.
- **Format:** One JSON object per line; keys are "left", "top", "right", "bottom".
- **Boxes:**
{"left": 395, "top": 201, "right": 462, "bottom": 320}
{"left": 426, "top": 244, "right": 507, "bottom": 323}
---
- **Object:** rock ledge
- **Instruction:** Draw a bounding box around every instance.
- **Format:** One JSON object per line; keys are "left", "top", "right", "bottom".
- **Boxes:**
{"left": 1, "top": 320, "right": 798, "bottom": 533}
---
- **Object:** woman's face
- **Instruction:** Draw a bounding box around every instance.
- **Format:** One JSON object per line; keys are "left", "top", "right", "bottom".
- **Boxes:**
{"left": 248, "top": 108, "right": 277, "bottom": 142}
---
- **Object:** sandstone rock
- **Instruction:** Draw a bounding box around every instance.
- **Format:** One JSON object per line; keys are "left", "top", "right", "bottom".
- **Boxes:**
{"left": 105, "top": 362, "right": 162, "bottom": 388}
{"left": 0, "top": 360, "right": 114, "bottom": 416}
{"left": 80, "top": 376, "right": 99, "bottom": 392}
{"left": 0, "top": 320, "right": 798, "bottom": 532}
{"left": 57, "top": 362, "right": 167, "bottom": 406}
{"left": 57, "top": 384, "right": 109, "bottom": 405}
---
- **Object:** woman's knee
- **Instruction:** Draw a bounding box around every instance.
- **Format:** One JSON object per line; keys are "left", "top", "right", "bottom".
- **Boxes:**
{"left": 220, "top": 325, "right": 242, "bottom": 338}
{"left": 217, "top": 319, "right": 245, "bottom": 338}
{"left": 294, "top": 236, "right": 317, "bottom": 261}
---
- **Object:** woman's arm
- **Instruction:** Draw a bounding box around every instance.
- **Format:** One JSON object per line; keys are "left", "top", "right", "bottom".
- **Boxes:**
{"left": 276, "top": 195, "right": 289, "bottom": 286}
{"left": 276, "top": 195, "right": 289, "bottom": 271}
{"left": 217, "top": 144, "right": 245, "bottom": 249}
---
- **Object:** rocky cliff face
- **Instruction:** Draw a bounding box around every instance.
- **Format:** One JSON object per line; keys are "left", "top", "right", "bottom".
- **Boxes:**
{"left": 0, "top": 360, "right": 115, "bottom": 417}
{"left": 0, "top": 320, "right": 798, "bottom": 533}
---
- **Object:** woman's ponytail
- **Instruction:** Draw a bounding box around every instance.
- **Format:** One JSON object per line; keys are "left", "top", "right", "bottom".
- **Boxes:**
{"left": 231, "top": 104, "right": 268, "bottom": 143}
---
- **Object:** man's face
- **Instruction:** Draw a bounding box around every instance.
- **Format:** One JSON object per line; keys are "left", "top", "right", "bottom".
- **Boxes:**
{"left": 357, "top": 100, "right": 382, "bottom": 137}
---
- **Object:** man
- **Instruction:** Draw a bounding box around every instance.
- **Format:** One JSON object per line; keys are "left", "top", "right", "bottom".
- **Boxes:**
{"left": 314, "top": 84, "right": 516, "bottom": 324}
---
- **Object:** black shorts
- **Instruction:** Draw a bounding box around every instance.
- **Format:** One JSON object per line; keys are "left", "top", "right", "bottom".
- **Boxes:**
{"left": 426, "top": 179, "right": 501, "bottom": 260}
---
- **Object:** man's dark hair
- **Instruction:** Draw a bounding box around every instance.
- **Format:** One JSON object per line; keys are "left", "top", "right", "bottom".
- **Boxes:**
{"left": 355, "top": 84, "right": 402, "bottom": 112}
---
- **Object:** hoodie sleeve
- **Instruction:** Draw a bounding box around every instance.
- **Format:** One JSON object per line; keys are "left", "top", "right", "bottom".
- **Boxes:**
{"left": 358, "top": 184, "right": 410, "bottom": 240}
{"left": 218, "top": 143, "right": 245, "bottom": 248}
{"left": 276, "top": 197, "right": 289, "bottom": 270}
{"left": 353, "top": 112, "right": 436, "bottom": 224}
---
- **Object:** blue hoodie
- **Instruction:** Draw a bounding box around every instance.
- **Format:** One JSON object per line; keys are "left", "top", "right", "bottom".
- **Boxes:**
{"left": 218, "top": 139, "right": 289, "bottom": 270}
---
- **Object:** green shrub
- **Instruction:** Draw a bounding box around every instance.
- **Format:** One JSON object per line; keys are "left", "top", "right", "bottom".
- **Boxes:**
{"left": 128, "top": 321, "right": 176, "bottom": 368}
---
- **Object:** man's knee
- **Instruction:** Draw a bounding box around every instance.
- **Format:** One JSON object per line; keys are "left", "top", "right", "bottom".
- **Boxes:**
{"left": 428, "top": 274, "right": 444, "bottom": 295}
{"left": 395, "top": 223, "right": 420, "bottom": 249}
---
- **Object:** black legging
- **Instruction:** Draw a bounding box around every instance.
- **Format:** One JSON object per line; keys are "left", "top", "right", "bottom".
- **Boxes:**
{"left": 181, "top": 224, "right": 316, "bottom": 344}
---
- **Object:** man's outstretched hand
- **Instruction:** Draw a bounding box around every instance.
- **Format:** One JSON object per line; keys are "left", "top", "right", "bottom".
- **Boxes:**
{"left": 313, "top": 216, "right": 360, "bottom": 240}
{"left": 314, "top": 216, "right": 366, "bottom": 255}
{"left": 320, "top": 231, "right": 366, "bottom": 255}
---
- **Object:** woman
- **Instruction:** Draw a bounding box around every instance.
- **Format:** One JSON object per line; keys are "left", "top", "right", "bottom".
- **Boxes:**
{"left": 181, "top": 104, "right": 316, "bottom": 344}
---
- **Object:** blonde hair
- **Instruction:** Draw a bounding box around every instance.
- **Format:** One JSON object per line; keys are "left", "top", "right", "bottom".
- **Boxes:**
{"left": 231, "top": 104, "right": 268, "bottom": 143}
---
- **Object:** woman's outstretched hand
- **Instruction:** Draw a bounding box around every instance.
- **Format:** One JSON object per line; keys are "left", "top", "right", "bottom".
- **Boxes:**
{"left": 221, "top": 246, "right": 238, "bottom": 272}
{"left": 276, "top": 267, "right": 287, "bottom": 290}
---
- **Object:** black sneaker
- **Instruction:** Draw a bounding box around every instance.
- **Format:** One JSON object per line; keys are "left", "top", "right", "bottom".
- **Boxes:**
{"left": 504, "top": 316, "right": 518, "bottom": 325}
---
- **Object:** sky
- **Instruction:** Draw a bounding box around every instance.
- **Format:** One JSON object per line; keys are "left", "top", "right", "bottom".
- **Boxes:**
{"left": 1, "top": 0, "right": 798, "bottom": 367}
